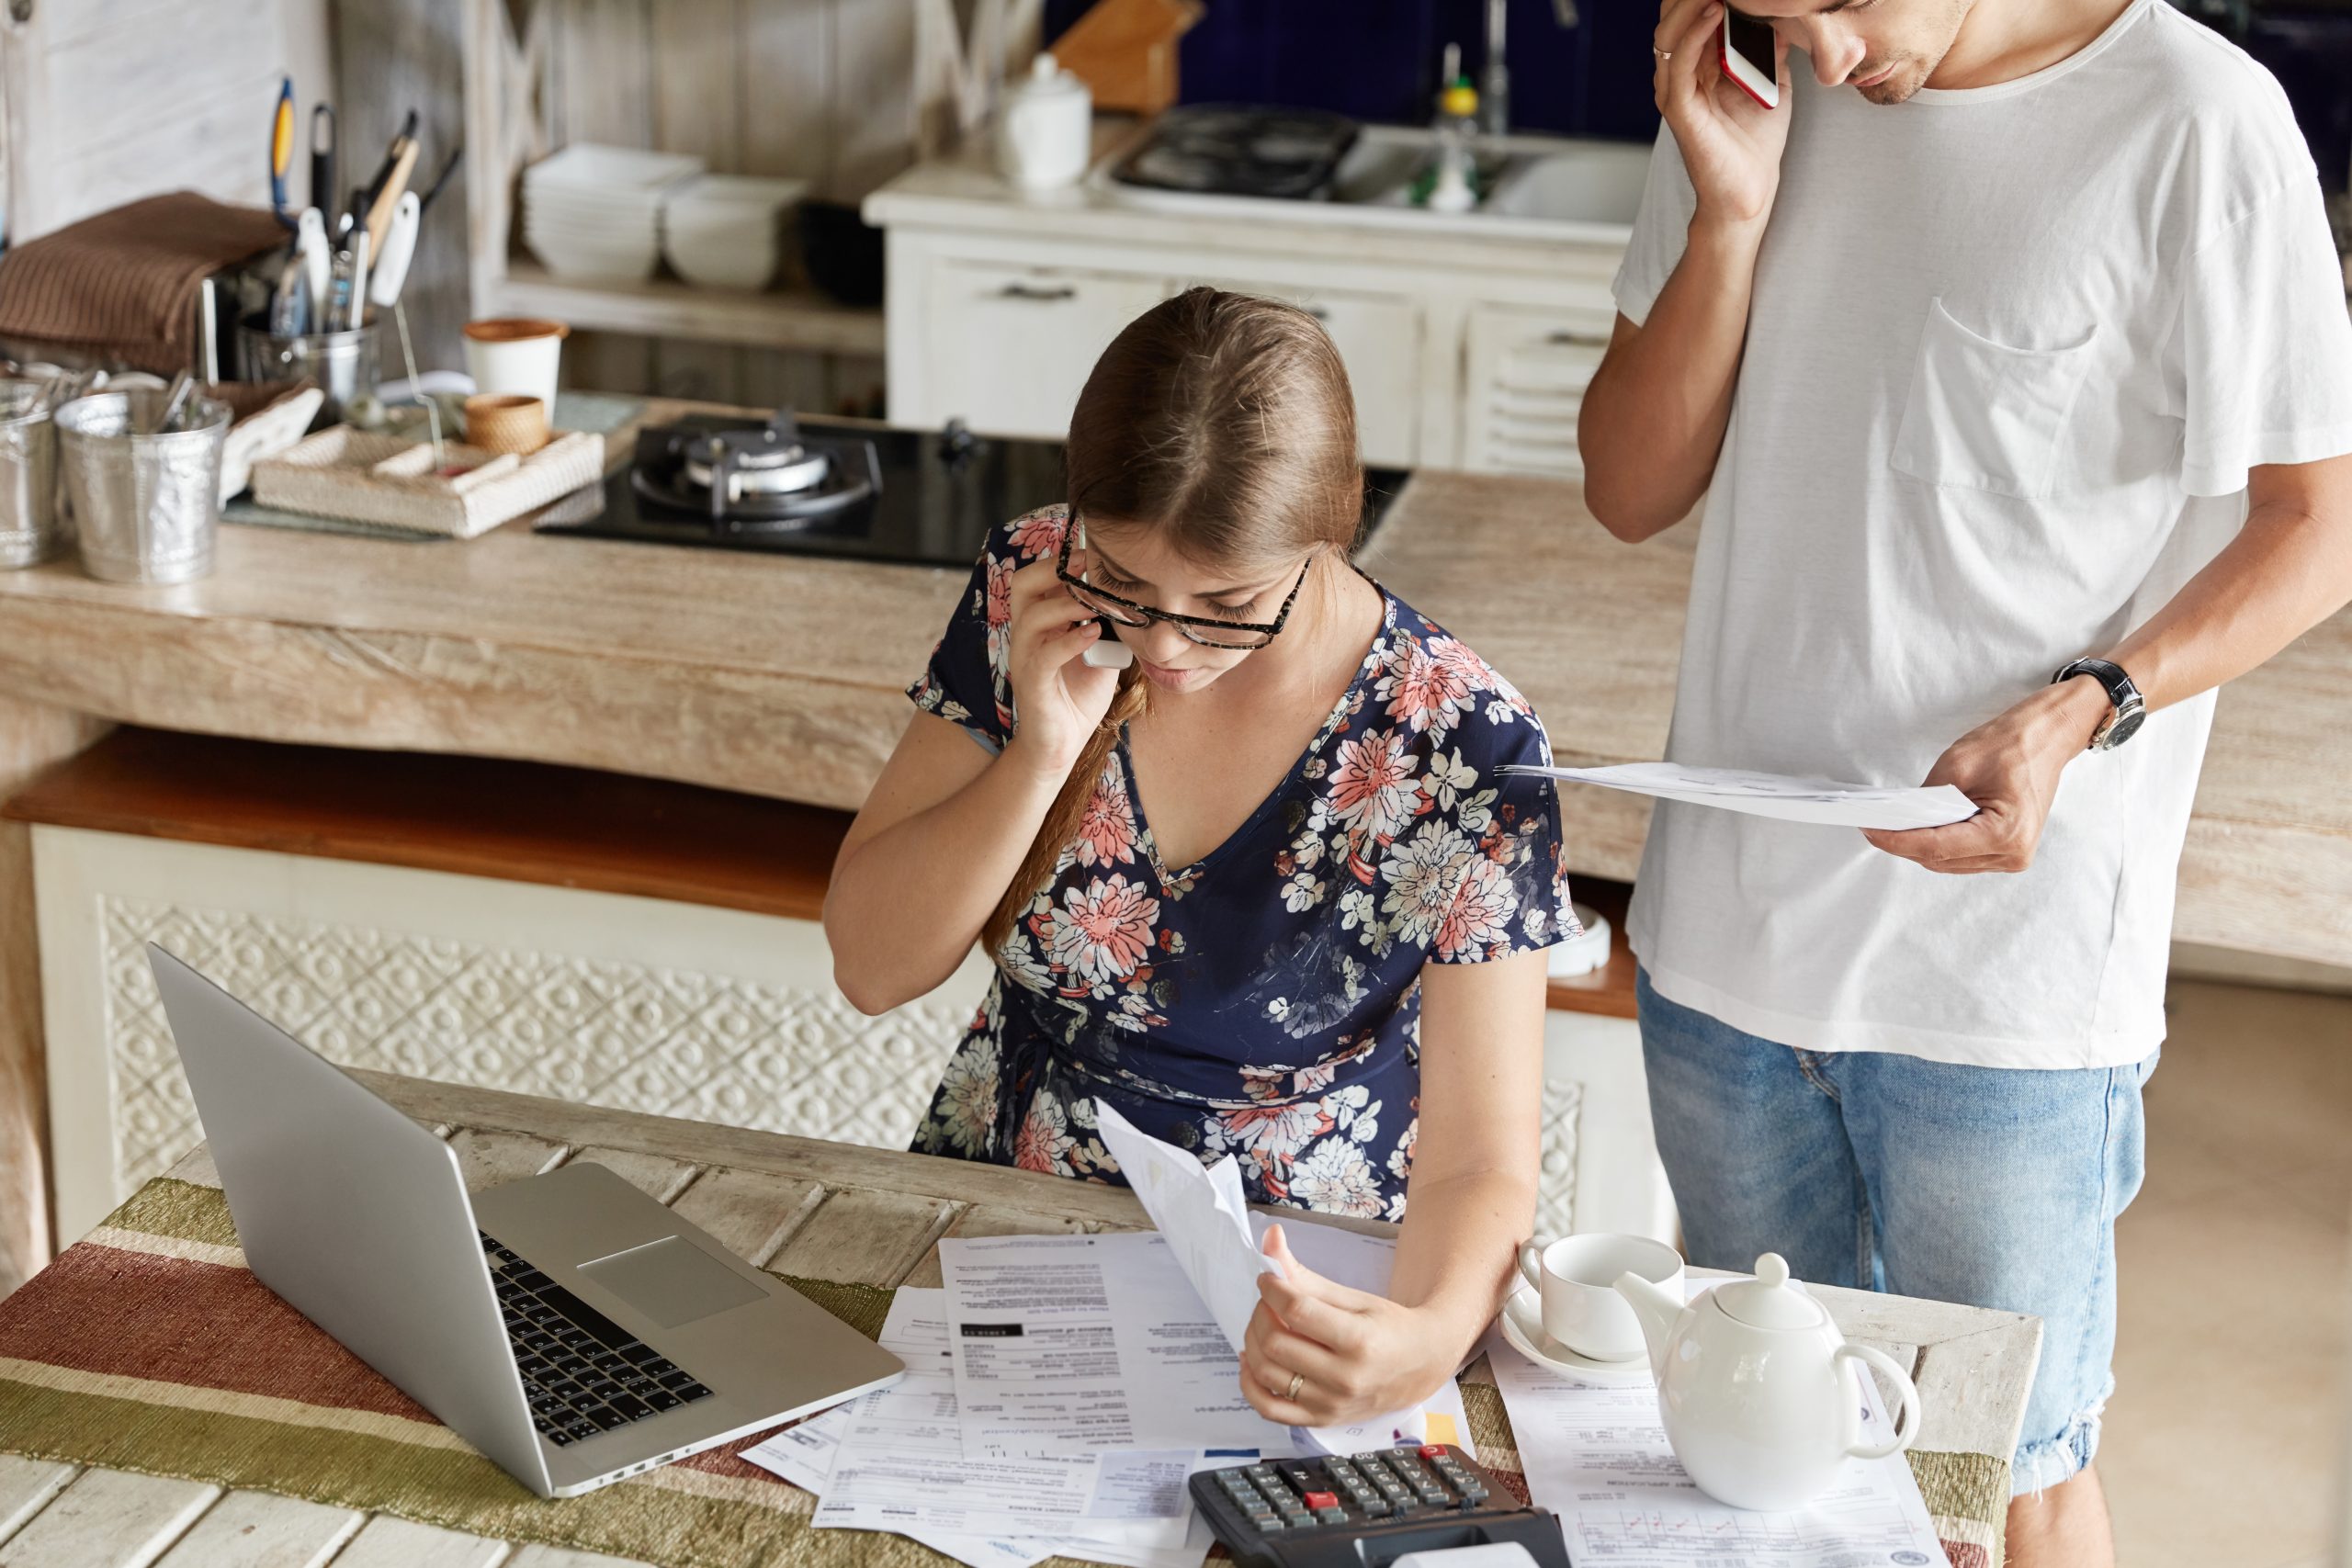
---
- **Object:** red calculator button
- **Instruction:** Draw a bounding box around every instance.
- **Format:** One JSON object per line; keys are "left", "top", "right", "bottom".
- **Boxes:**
{"left": 1418, "top": 1445, "right": 1445, "bottom": 1460}
{"left": 1303, "top": 1491, "right": 1339, "bottom": 1510}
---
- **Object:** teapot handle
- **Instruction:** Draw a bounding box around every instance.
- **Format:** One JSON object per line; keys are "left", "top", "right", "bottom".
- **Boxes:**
{"left": 1837, "top": 1343, "right": 1922, "bottom": 1461}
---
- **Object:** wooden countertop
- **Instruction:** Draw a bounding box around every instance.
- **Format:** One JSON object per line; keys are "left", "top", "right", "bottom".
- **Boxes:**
{"left": 0, "top": 408, "right": 2344, "bottom": 966}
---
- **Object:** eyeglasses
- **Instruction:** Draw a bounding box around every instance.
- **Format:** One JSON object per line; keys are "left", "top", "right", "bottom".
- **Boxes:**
{"left": 1057, "top": 523, "right": 1313, "bottom": 650}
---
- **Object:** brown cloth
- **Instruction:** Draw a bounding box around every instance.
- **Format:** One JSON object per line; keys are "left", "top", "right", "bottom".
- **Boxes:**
{"left": 0, "top": 191, "right": 287, "bottom": 375}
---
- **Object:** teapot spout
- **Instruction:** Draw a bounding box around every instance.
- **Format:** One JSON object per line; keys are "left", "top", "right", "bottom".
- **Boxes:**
{"left": 1612, "top": 1269, "right": 1683, "bottom": 1375}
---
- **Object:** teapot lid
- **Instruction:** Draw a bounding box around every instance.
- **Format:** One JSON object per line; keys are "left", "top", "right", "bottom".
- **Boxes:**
{"left": 1713, "top": 1253, "right": 1827, "bottom": 1330}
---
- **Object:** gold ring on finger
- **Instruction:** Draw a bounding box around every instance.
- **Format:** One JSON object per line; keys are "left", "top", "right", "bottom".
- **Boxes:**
{"left": 1285, "top": 1371, "right": 1305, "bottom": 1401}
{"left": 1655, "top": 50, "right": 1670, "bottom": 61}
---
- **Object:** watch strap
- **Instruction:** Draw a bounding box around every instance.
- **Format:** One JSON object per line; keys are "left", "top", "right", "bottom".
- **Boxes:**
{"left": 2051, "top": 658, "right": 2145, "bottom": 750}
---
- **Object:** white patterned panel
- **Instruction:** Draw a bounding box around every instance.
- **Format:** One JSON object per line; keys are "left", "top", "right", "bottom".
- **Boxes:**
{"left": 1535, "top": 1075, "right": 1581, "bottom": 1243}
{"left": 96, "top": 897, "right": 978, "bottom": 1204}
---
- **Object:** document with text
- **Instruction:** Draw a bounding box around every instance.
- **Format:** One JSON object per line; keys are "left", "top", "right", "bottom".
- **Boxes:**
{"left": 756, "top": 1290, "right": 1217, "bottom": 1564}
{"left": 1503, "top": 761, "right": 1977, "bottom": 831}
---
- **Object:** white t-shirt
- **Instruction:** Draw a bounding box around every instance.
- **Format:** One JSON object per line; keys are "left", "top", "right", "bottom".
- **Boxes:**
{"left": 1615, "top": 0, "right": 2352, "bottom": 1069}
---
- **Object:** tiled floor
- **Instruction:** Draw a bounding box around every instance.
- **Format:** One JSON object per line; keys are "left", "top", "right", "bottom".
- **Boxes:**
{"left": 2102, "top": 977, "right": 2351, "bottom": 1567}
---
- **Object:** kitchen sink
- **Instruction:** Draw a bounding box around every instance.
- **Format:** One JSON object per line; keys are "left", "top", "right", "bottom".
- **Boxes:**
{"left": 1095, "top": 123, "right": 1654, "bottom": 243}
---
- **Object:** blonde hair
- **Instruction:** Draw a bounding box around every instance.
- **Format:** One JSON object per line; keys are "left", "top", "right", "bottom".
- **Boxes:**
{"left": 980, "top": 288, "right": 1363, "bottom": 953}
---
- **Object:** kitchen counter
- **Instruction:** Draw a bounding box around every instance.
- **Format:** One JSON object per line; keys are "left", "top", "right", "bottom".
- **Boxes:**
{"left": 0, "top": 418, "right": 2344, "bottom": 954}
{"left": 863, "top": 118, "right": 1634, "bottom": 284}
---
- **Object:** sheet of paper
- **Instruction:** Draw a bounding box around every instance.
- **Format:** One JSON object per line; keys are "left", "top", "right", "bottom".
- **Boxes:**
{"left": 1489, "top": 1304, "right": 1951, "bottom": 1568}
{"left": 768, "top": 1291, "right": 1220, "bottom": 1562}
{"left": 943, "top": 1228, "right": 1296, "bottom": 1456}
{"left": 1094, "top": 1100, "right": 1275, "bottom": 1348}
{"left": 1502, "top": 761, "right": 1977, "bottom": 831}
{"left": 953, "top": 1101, "right": 1464, "bottom": 1458}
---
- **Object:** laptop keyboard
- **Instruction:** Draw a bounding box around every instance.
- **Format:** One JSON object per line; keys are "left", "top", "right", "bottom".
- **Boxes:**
{"left": 479, "top": 1232, "right": 715, "bottom": 1448}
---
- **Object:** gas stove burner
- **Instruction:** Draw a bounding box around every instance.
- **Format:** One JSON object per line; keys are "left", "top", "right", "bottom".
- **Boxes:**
{"left": 683, "top": 427, "right": 834, "bottom": 500}
{"left": 629, "top": 408, "right": 880, "bottom": 529}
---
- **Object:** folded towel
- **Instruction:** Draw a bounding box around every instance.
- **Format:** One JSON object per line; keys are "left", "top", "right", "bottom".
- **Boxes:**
{"left": 0, "top": 192, "right": 286, "bottom": 375}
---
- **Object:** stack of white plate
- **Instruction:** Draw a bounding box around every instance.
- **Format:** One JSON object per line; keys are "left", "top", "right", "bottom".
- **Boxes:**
{"left": 662, "top": 175, "right": 808, "bottom": 291}
{"left": 523, "top": 143, "right": 706, "bottom": 283}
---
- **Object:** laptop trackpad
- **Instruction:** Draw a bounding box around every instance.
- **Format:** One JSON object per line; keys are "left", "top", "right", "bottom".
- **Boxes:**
{"left": 577, "top": 1235, "right": 767, "bottom": 1328}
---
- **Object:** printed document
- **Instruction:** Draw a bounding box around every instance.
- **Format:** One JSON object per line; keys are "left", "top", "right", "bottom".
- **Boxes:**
{"left": 942, "top": 1228, "right": 1296, "bottom": 1455}
{"left": 1502, "top": 761, "right": 1977, "bottom": 831}
{"left": 939, "top": 1102, "right": 1470, "bottom": 1458}
{"left": 1489, "top": 1313, "right": 1951, "bottom": 1568}
{"left": 748, "top": 1290, "right": 1216, "bottom": 1566}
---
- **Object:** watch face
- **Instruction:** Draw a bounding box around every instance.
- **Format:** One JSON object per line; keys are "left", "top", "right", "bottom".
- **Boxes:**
{"left": 2105, "top": 706, "right": 2147, "bottom": 749}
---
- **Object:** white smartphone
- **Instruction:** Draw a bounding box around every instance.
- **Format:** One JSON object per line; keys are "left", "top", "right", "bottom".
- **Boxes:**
{"left": 1081, "top": 623, "right": 1134, "bottom": 669}
{"left": 1719, "top": 8, "right": 1779, "bottom": 109}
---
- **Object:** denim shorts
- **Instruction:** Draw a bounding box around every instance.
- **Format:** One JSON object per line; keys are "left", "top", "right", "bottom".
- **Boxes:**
{"left": 1635, "top": 969, "right": 2154, "bottom": 1495}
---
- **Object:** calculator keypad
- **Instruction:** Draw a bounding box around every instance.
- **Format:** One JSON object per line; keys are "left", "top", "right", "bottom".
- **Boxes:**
{"left": 1197, "top": 1444, "right": 1499, "bottom": 1540}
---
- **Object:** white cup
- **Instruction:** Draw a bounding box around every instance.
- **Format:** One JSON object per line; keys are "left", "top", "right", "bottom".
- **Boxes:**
{"left": 462, "top": 318, "right": 568, "bottom": 413}
{"left": 1514, "top": 1233, "right": 1684, "bottom": 1362}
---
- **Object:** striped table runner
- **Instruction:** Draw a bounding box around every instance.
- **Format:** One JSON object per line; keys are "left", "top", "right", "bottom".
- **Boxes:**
{"left": 0, "top": 1176, "right": 2007, "bottom": 1568}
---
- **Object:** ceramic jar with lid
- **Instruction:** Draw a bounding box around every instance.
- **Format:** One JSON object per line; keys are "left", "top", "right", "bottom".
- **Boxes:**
{"left": 997, "top": 53, "right": 1092, "bottom": 191}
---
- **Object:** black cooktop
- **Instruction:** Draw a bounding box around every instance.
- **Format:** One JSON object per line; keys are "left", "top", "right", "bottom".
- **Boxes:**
{"left": 533, "top": 410, "right": 1409, "bottom": 567}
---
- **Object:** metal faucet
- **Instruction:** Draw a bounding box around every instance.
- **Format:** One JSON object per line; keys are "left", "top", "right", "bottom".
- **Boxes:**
{"left": 1481, "top": 0, "right": 1581, "bottom": 137}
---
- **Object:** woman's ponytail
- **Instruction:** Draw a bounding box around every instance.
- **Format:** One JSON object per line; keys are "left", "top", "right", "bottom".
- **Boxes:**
{"left": 981, "top": 666, "right": 1148, "bottom": 955}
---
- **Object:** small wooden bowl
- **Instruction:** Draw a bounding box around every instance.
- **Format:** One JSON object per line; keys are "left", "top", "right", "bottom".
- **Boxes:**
{"left": 463, "top": 393, "right": 548, "bottom": 456}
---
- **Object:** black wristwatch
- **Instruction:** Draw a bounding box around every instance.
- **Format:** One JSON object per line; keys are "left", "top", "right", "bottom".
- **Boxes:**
{"left": 2052, "top": 658, "right": 2146, "bottom": 750}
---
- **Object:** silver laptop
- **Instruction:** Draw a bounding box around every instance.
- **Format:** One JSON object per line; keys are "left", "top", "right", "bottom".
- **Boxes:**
{"left": 149, "top": 944, "right": 903, "bottom": 1498}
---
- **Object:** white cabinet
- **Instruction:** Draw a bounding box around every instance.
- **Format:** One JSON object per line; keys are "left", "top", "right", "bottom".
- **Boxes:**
{"left": 1205, "top": 281, "right": 1426, "bottom": 468}
{"left": 916, "top": 260, "right": 1166, "bottom": 440}
{"left": 880, "top": 229, "right": 1624, "bottom": 475}
{"left": 1459, "top": 301, "right": 1615, "bottom": 479}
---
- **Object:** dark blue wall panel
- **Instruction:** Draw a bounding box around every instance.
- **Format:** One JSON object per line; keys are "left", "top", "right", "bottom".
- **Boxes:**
{"left": 1043, "top": 1, "right": 2351, "bottom": 187}
{"left": 1042, "top": 0, "right": 1664, "bottom": 145}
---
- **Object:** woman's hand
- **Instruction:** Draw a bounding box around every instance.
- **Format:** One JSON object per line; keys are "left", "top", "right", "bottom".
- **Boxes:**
{"left": 1238, "top": 1226, "right": 1465, "bottom": 1428}
{"left": 1001, "top": 545, "right": 1122, "bottom": 780}
{"left": 1654, "top": 0, "right": 1792, "bottom": 230}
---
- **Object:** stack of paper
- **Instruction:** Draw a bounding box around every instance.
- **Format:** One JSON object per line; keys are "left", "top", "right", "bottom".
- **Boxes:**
{"left": 749, "top": 1102, "right": 1475, "bottom": 1568}
{"left": 746, "top": 1290, "right": 1215, "bottom": 1568}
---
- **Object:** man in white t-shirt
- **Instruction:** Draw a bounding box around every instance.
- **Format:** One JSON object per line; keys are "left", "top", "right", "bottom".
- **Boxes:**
{"left": 1579, "top": 1, "right": 2352, "bottom": 1562}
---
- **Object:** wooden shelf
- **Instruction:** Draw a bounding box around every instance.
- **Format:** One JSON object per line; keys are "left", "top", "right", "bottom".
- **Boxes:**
{"left": 489, "top": 260, "right": 886, "bottom": 358}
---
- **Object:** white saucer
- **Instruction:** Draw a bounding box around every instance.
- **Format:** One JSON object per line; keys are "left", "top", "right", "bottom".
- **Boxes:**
{"left": 1497, "top": 1289, "right": 1655, "bottom": 1382}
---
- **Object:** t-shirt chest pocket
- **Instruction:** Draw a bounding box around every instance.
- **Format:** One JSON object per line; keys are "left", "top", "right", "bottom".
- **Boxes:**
{"left": 1889, "top": 298, "right": 2099, "bottom": 500}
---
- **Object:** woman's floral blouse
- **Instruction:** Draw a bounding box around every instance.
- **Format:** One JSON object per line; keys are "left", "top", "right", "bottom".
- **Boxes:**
{"left": 906, "top": 507, "right": 1577, "bottom": 1221}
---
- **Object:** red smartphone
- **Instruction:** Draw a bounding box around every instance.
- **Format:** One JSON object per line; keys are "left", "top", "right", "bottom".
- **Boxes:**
{"left": 1720, "top": 8, "right": 1780, "bottom": 108}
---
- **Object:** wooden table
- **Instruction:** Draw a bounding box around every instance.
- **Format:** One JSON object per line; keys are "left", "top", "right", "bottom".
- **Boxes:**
{"left": 0, "top": 1075, "right": 2042, "bottom": 1568}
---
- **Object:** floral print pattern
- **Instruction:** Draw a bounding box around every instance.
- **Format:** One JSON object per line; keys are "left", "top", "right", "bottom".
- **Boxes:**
{"left": 907, "top": 508, "right": 1576, "bottom": 1219}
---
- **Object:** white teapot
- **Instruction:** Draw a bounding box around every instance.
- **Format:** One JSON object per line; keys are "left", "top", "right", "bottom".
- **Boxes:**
{"left": 1612, "top": 1252, "right": 1922, "bottom": 1511}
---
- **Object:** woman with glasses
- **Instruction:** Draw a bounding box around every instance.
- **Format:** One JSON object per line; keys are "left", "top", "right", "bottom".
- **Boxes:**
{"left": 825, "top": 288, "right": 1577, "bottom": 1426}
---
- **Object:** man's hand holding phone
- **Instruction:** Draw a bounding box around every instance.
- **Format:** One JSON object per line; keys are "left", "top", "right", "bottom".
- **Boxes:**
{"left": 1653, "top": 1, "right": 1792, "bottom": 231}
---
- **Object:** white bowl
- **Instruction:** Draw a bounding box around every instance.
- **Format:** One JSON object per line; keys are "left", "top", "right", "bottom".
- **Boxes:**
{"left": 526, "top": 142, "right": 705, "bottom": 195}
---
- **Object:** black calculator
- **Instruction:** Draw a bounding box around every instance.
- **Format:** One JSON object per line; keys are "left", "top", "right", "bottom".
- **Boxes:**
{"left": 1188, "top": 1444, "right": 1573, "bottom": 1568}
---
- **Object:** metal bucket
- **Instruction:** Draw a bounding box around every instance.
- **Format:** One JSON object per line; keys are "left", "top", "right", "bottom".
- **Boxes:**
{"left": 55, "top": 389, "right": 231, "bottom": 585}
{"left": 0, "top": 379, "right": 64, "bottom": 569}
{"left": 238, "top": 312, "right": 381, "bottom": 427}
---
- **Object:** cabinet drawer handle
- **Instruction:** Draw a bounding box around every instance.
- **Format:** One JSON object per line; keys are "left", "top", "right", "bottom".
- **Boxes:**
{"left": 998, "top": 283, "right": 1078, "bottom": 302}
{"left": 1544, "top": 329, "right": 1609, "bottom": 346}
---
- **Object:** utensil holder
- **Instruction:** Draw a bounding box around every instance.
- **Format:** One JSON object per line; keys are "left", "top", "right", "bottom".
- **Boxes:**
{"left": 238, "top": 312, "right": 382, "bottom": 428}
{"left": 0, "top": 378, "right": 64, "bottom": 569}
{"left": 55, "top": 389, "right": 231, "bottom": 584}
